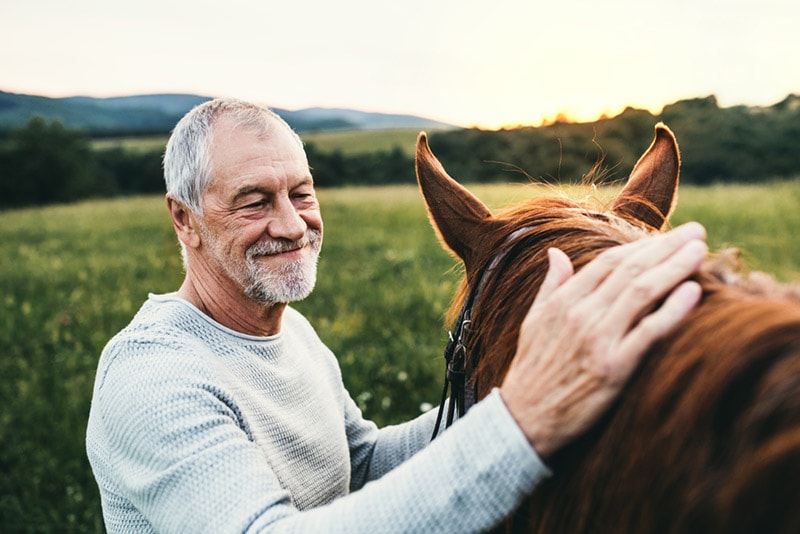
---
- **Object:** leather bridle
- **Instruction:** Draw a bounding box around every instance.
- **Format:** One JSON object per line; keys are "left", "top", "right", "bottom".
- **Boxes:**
{"left": 430, "top": 268, "right": 481, "bottom": 440}
{"left": 431, "top": 228, "right": 530, "bottom": 440}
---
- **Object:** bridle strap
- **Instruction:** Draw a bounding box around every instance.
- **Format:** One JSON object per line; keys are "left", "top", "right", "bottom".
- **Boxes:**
{"left": 431, "top": 292, "right": 475, "bottom": 440}
{"left": 431, "top": 227, "right": 530, "bottom": 441}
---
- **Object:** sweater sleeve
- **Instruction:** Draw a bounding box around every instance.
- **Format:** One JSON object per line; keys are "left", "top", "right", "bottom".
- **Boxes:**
{"left": 346, "top": 391, "right": 441, "bottom": 488}
{"left": 253, "top": 389, "right": 552, "bottom": 532}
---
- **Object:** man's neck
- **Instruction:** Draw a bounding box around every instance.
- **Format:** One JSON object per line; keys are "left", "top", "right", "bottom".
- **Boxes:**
{"left": 177, "top": 276, "right": 286, "bottom": 337}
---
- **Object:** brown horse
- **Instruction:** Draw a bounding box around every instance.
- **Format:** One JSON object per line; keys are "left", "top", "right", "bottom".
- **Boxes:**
{"left": 416, "top": 124, "right": 800, "bottom": 533}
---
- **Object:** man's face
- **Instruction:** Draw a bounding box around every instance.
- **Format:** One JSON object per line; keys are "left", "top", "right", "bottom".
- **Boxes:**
{"left": 195, "top": 117, "right": 323, "bottom": 306}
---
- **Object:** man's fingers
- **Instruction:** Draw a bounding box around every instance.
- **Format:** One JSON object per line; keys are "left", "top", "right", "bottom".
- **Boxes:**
{"left": 614, "top": 279, "right": 704, "bottom": 377}
{"left": 548, "top": 222, "right": 707, "bottom": 306}
{"left": 535, "top": 248, "right": 574, "bottom": 304}
{"left": 590, "top": 222, "right": 706, "bottom": 306}
{"left": 597, "top": 238, "right": 708, "bottom": 335}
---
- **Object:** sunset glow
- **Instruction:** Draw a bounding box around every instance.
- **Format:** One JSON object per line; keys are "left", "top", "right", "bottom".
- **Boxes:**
{"left": 2, "top": 0, "right": 798, "bottom": 129}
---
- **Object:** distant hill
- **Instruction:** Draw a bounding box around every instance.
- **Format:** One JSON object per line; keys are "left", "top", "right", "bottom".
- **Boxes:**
{"left": 0, "top": 90, "right": 455, "bottom": 135}
{"left": 276, "top": 107, "right": 454, "bottom": 132}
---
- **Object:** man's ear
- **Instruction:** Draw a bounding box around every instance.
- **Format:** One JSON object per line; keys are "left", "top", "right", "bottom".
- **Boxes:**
{"left": 166, "top": 195, "right": 201, "bottom": 249}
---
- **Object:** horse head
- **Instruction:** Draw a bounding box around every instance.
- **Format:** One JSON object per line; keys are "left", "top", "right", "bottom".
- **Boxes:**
{"left": 416, "top": 125, "right": 800, "bottom": 532}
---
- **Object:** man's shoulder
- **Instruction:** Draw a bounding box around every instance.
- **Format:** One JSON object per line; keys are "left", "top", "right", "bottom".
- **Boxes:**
{"left": 282, "top": 305, "right": 314, "bottom": 331}
{"left": 282, "top": 306, "right": 329, "bottom": 349}
{"left": 97, "top": 297, "right": 215, "bottom": 380}
{"left": 106, "top": 296, "right": 201, "bottom": 348}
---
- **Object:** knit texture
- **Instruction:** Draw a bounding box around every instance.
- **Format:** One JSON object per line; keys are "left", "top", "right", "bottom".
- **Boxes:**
{"left": 86, "top": 294, "right": 550, "bottom": 532}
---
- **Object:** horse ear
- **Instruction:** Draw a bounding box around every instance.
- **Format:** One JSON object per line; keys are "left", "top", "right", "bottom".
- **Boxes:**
{"left": 613, "top": 123, "right": 680, "bottom": 230}
{"left": 416, "top": 132, "right": 496, "bottom": 267}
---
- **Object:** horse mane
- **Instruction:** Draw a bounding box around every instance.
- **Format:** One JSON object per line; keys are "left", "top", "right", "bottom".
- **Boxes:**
{"left": 447, "top": 193, "right": 800, "bottom": 532}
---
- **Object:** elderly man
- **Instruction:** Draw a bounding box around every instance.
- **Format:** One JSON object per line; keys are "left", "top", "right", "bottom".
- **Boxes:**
{"left": 86, "top": 98, "right": 707, "bottom": 532}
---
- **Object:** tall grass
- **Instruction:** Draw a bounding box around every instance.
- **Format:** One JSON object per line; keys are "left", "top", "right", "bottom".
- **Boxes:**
{"left": 1, "top": 181, "right": 797, "bottom": 531}
{"left": 670, "top": 181, "right": 800, "bottom": 281}
{"left": 0, "top": 197, "right": 180, "bottom": 532}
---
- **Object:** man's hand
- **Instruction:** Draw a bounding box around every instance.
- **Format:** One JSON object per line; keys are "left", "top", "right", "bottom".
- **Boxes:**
{"left": 500, "top": 222, "right": 708, "bottom": 459}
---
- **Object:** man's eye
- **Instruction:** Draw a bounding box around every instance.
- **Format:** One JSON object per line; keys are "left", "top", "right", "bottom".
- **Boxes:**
{"left": 293, "top": 189, "right": 316, "bottom": 201}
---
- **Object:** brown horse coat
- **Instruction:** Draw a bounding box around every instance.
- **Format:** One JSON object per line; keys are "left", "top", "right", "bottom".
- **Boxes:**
{"left": 416, "top": 125, "right": 800, "bottom": 533}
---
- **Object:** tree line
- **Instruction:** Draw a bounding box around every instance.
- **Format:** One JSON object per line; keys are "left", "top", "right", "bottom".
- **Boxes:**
{"left": 2, "top": 94, "right": 799, "bottom": 209}
{"left": 0, "top": 117, "right": 163, "bottom": 208}
{"left": 424, "top": 95, "right": 800, "bottom": 186}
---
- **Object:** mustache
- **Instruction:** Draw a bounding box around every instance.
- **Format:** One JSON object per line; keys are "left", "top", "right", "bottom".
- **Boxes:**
{"left": 247, "top": 229, "right": 322, "bottom": 257}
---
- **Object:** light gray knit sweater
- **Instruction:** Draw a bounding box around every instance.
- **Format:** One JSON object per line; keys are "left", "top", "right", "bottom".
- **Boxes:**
{"left": 86, "top": 294, "right": 550, "bottom": 532}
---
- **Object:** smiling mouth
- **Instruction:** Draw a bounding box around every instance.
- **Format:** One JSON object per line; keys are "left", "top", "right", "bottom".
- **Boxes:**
{"left": 274, "top": 246, "right": 304, "bottom": 257}
{"left": 247, "top": 230, "right": 321, "bottom": 260}
{"left": 252, "top": 244, "right": 306, "bottom": 259}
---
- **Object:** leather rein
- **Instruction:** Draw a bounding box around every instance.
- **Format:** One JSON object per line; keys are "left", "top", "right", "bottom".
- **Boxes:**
{"left": 431, "top": 228, "right": 529, "bottom": 440}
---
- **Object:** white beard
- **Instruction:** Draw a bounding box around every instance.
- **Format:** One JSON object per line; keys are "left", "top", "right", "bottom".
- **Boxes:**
{"left": 243, "top": 229, "right": 322, "bottom": 306}
{"left": 199, "top": 225, "right": 322, "bottom": 307}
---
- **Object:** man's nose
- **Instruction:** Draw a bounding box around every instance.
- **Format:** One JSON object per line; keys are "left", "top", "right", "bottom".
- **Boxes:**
{"left": 268, "top": 196, "right": 307, "bottom": 241}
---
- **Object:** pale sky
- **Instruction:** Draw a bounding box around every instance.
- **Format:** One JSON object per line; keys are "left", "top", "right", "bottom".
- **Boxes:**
{"left": 2, "top": 0, "right": 798, "bottom": 129}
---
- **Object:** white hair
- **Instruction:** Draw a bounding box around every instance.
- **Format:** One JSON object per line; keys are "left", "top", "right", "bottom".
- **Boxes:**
{"left": 163, "top": 98, "right": 302, "bottom": 215}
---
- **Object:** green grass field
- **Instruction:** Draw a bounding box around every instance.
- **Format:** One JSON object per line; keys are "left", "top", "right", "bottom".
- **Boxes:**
{"left": 1, "top": 181, "right": 798, "bottom": 531}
